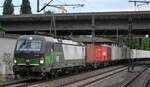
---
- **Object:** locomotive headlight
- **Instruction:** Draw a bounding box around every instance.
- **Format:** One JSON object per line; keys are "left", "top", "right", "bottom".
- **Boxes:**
{"left": 26, "top": 59, "right": 30, "bottom": 62}
{"left": 14, "top": 60, "right": 17, "bottom": 63}
{"left": 40, "top": 59, "right": 44, "bottom": 64}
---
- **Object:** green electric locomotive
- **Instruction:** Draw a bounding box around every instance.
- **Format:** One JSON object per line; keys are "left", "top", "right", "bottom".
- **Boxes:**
{"left": 13, "top": 35, "right": 85, "bottom": 79}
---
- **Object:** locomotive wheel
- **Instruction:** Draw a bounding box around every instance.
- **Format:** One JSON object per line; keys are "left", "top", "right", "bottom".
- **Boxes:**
{"left": 42, "top": 72, "right": 50, "bottom": 80}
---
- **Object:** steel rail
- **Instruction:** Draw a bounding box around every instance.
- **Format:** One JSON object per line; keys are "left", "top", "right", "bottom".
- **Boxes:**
{"left": 59, "top": 66, "right": 127, "bottom": 87}
{"left": 0, "top": 78, "right": 31, "bottom": 87}
{"left": 21, "top": 65, "right": 126, "bottom": 87}
{"left": 120, "top": 66, "right": 149, "bottom": 87}
{"left": 143, "top": 73, "right": 150, "bottom": 87}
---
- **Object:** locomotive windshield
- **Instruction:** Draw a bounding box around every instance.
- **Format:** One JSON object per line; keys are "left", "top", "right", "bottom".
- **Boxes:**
{"left": 16, "top": 40, "right": 42, "bottom": 51}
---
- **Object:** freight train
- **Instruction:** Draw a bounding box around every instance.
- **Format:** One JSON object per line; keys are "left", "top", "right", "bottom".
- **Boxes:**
{"left": 13, "top": 35, "right": 150, "bottom": 79}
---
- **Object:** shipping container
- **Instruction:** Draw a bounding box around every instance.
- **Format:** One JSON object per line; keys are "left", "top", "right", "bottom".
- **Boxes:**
{"left": 111, "top": 45, "right": 119, "bottom": 60}
{"left": 86, "top": 44, "right": 96, "bottom": 63}
{"left": 62, "top": 39, "right": 85, "bottom": 66}
{"left": 86, "top": 44, "right": 111, "bottom": 63}
{"left": 131, "top": 49, "right": 137, "bottom": 59}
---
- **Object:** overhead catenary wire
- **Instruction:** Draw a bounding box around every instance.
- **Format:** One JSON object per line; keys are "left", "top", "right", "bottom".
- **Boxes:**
{"left": 37, "top": 0, "right": 54, "bottom": 12}
{"left": 129, "top": 0, "right": 150, "bottom": 10}
{"left": 37, "top": 0, "right": 84, "bottom": 13}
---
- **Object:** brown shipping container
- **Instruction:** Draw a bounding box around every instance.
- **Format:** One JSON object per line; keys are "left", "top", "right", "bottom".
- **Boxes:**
{"left": 86, "top": 44, "right": 96, "bottom": 63}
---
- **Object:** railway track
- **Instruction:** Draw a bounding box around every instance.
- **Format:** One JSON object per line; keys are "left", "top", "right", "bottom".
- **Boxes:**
{"left": 0, "top": 65, "right": 126, "bottom": 87}
{"left": 6, "top": 80, "right": 44, "bottom": 87}
{"left": 0, "top": 78, "right": 31, "bottom": 87}
{"left": 137, "top": 66, "right": 150, "bottom": 87}
{"left": 2, "top": 63, "right": 149, "bottom": 87}
{"left": 2, "top": 65, "right": 149, "bottom": 87}
{"left": 26, "top": 65, "right": 127, "bottom": 87}
{"left": 120, "top": 65, "right": 150, "bottom": 87}
{"left": 62, "top": 66, "right": 127, "bottom": 87}
{"left": 144, "top": 76, "right": 150, "bottom": 87}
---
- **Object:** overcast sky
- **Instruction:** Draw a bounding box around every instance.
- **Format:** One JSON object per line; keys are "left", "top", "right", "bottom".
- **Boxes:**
{"left": 0, "top": 0, "right": 150, "bottom": 15}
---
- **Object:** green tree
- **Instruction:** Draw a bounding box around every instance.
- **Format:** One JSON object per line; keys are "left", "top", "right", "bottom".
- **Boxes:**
{"left": 3, "top": 0, "right": 14, "bottom": 15}
{"left": 44, "top": 10, "right": 53, "bottom": 14}
{"left": 20, "top": 0, "right": 32, "bottom": 14}
{"left": 0, "top": 26, "right": 6, "bottom": 31}
{"left": 143, "top": 37, "right": 150, "bottom": 50}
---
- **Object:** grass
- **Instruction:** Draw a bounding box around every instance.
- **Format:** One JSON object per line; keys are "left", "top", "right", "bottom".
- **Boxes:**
{"left": 0, "top": 74, "right": 14, "bottom": 82}
{"left": 0, "top": 74, "right": 5, "bottom": 82}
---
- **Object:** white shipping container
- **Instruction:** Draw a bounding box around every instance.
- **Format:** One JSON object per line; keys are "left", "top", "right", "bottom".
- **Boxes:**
{"left": 62, "top": 40, "right": 85, "bottom": 60}
{"left": 131, "top": 49, "right": 136, "bottom": 59}
{"left": 111, "top": 46, "right": 124, "bottom": 60}
{"left": 111, "top": 46, "right": 119, "bottom": 60}
{"left": 62, "top": 44, "right": 85, "bottom": 60}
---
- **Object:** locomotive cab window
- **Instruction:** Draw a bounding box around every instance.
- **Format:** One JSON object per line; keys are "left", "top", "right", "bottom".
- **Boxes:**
{"left": 16, "top": 40, "right": 42, "bottom": 51}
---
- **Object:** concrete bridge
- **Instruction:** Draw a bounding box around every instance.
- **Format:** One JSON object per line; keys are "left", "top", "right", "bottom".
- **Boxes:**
{"left": 0, "top": 11, "right": 150, "bottom": 35}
